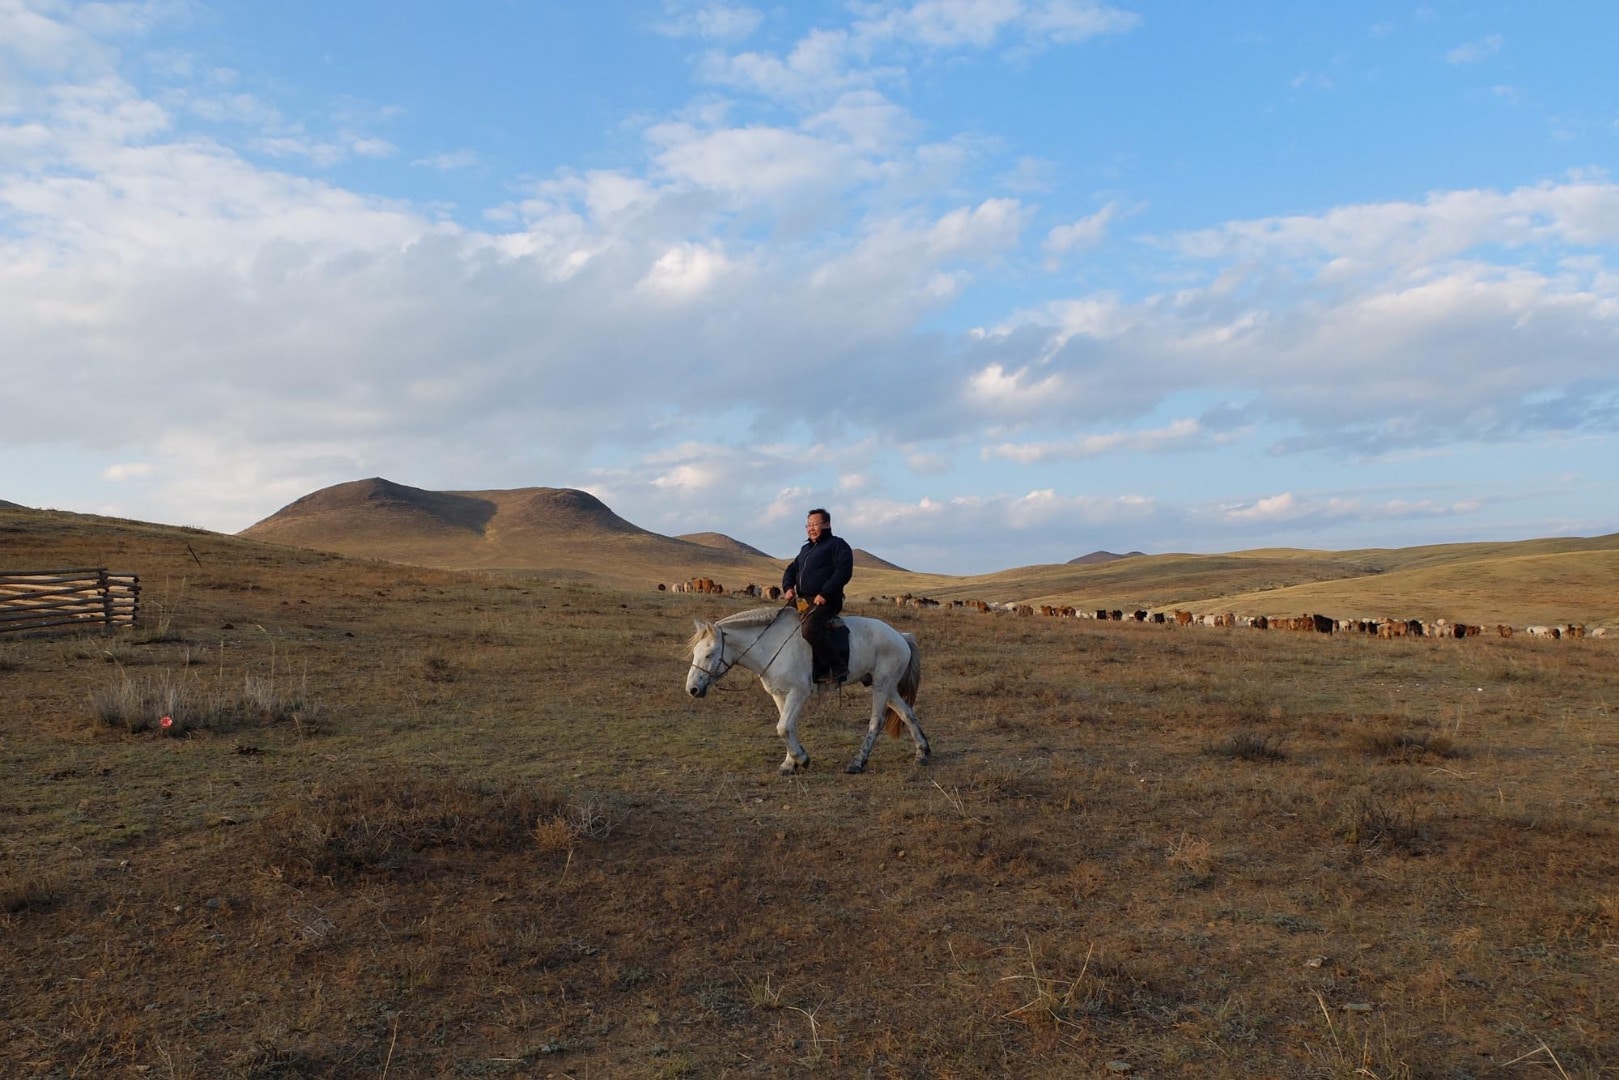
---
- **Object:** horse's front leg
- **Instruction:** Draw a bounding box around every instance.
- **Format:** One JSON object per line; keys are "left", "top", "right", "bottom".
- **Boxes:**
{"left": 772, "top": 689, "right": 812, "bottom": 774}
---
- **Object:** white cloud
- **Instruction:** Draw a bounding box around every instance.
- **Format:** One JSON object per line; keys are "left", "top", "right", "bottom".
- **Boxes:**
{"left": 699, "top": 0, "right": 1139, "bottom": 103}
{"left": 860, "top": 0, "right": 1026, "bottom": 49}
{"left": 102, "top": 461, "right": 156, "bottom": 481}
{"left": 701, "top": 29, "right": 879, "bottom": 102}
{"left": 656, "top": 2, "right": 765, "bottom": 42}
{"left": 1218, "top": 492, "right": 1483, "bottom": 527}
{"left": 928, "top": 197, "right": 1024, "bottom": 257}
{"left": 636, "top": 242, "right": 733, "bottom": 300}
{"left": 1044, "top": 201, "right": 1119, "bottom": 257}
{"left": 413, "top": 149, "right": 480, "bottom": 171}
{"left": 351, "top": 136, "right": 395, "bottom": 159}
{"left": 1221, "top": 491, "right": 1299, "bottom": 523}
{"left": 649, "top": 121, "right": 864, "bottom": 199}
{"left": 854, "top": 0, "right": 1139, "bottom": 51}
{"left": 967, "top": 362, "right": 1066, "bottom": 412}
{"left": 1446, "top": 34, "right": 1502, "bottom": 64}
{"left": 1024, "top": 1, "right": 1142, "bottom": 44}
{"left": 984, "top": 417, "right": 1213, "bottom": 463}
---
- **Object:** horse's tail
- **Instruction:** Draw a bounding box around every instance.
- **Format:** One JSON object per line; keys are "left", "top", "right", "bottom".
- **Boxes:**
{"left": 884, "top": 633, "right": 920, "bottom": 738}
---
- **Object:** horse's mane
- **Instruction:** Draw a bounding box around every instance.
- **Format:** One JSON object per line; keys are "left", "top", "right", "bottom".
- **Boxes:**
{"left": 716, "top": 605, "right": 791, "bottom": 629}
{"left": 688, "top": 605, "right": 790, "bottom": 650}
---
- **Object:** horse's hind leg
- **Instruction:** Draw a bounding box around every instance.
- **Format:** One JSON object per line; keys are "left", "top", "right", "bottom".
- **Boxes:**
{"left": 846, "top": 717, "right": 881, "bottom": 774}
{"left": 892, "top": 695, "right": 931, "bottom": 765}
{"left": 907, "top": 710, "right": 931, "bottom": 764}
{"left": 846, "top": 691, "right": 895, "bottom": 774}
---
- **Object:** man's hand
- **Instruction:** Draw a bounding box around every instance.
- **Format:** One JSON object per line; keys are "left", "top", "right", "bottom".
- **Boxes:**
{"left": 783, "top": 587, "right": 796, "bottom": 601}
{"left": 813, "top": 594, "right": 827, "bottom": 606}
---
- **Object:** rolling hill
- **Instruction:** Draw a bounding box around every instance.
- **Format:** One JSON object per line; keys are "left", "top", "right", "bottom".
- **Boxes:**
{"left": 4, "top": 477, "right": 1615, "bottom": 625}
{"left": 234, "top": 477, "right": 1619, "bottom": 623}
{"left": 240, "top": 477, "right": 785, "bottom": 587}
{"left": 677, "top": 532, "right": 776, "bottom": 560}
{"left": 1068, "top": 549, "right": 1143, "bottom": 565}
{"left": 855, "top": 537, "right": 1619, "bottom": 627}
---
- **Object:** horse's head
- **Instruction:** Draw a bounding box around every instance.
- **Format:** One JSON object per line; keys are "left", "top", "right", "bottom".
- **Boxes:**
{"left": 685, "top": 619, "right": 728, "bottom": 698}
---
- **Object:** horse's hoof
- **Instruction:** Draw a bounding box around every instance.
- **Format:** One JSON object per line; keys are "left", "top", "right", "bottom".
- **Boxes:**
{"left": 844, "top": 761, "right": 866, "bottom": 774}
{"left": 915, "top": 750, "right": 931, "bottom": 765}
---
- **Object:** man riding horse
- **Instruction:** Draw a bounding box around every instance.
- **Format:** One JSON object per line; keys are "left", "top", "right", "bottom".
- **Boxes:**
{"left": 781, "top": 507, "right": 853, "bottom": 685}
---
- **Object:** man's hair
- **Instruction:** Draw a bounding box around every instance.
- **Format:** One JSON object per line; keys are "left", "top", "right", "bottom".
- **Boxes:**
{"left": 807, "top": 508, "right": 831, "bottom": 525}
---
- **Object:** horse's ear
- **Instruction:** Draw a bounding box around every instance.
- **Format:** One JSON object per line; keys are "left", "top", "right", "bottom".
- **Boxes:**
{"left": 692, "top": 618, "right": 711, "bottom": 633}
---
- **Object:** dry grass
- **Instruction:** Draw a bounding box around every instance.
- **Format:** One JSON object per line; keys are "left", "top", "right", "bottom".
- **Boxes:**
{"left": 1, "top": 510, "right": 1617, "bottom": 1077}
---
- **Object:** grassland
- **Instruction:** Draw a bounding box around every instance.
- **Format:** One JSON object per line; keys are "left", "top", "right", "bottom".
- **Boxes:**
{"left": 2, "top": 509, "right": 1616, "bottom": 1077}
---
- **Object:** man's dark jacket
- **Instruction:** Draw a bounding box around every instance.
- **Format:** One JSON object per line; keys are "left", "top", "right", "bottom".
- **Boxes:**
{"left": 783, "top": 531, "right": 854, "bottom": 603}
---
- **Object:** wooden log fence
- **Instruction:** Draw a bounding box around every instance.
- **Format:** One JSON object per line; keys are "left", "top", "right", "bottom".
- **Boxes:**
{"left": 0, "top": 569, "right": 140, "bottom": 635}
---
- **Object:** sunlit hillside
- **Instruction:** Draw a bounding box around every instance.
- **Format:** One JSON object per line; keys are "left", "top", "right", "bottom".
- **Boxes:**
{"left": 7, "top": 483, "right": 1615, "bottom": 627}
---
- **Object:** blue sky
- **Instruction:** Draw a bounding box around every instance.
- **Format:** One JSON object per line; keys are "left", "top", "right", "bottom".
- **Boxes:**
{"left": 2, "top": 1, "right": 1617, "bottom": 573}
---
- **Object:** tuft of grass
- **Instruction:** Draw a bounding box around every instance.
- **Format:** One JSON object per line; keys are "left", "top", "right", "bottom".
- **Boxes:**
{"left": 90, "top": 668, "right": 189, "bottom": 733}
{"left": 89, "top": 666, "right": 318, "bottom": 736}
{"left": 1349, "top": 723, "right": 1457, "bottom": 761}
{"left": 744, "top": 972, "right": 786, "bottom": 1010}
{"left": 1342, "top": 794, "right": 1426, "bottom": 854}
{"left": 998, "top": 939, "right": 1110, "bottom": 1038}
{"left": 1304, "top": 990, "right": 1418, "bottom": 1080}
{"left": 1166, "top": 830, "right": 1217, "bottom": 886}
{"left": 534, "top": 798, "right": 619, "bottom": 857}
{"left": 0, "top": 872, "right": 61, "bottom": 916}
{"left": 413, "top": 647, "right": 457, "bottom": 682}
{"left": 1205, "top": 730, "right": 1288, "bottom": 762}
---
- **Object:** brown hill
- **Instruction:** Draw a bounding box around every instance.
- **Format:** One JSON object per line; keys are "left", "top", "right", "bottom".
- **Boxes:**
{"left": 852, "top": 535, "right": 1619, "bottom": 627}
{"left": 4, "top": 495, "right": 1616, "bottom": 624}
{"left": 677, "top": 532, "right": 777, "bottom": 560}
{"left": 1068, "top": 549, "right": 1143, "bottom": 565}
{"left": 853, "top": 548, "right": 908, "bottom": 572}
{"left": 0, "top": 498, "right": 24, "bottom": 510}
{"left": 240, "top": 477, "right": 781, "bottom": 587}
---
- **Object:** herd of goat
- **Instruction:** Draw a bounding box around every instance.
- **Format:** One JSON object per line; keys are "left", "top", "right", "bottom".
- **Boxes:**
{"left": 662, "top": 578, "right": 1601, "bottom": 640}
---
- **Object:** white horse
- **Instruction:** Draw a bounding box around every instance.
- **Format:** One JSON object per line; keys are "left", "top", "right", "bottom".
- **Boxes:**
{"left": 685, "top": 605, "right": 931, "bottom": 775}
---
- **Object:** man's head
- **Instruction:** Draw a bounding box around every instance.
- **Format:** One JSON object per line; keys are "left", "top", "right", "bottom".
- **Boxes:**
{"left": 805, "top": 508, "right": 831, "bottom": 542}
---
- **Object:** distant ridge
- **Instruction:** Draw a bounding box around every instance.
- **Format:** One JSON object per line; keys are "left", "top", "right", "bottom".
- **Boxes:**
{"left": 1069, "top": 550, "right": 1144, "bottom": 565}
{"left": 854, "top": 548, "right": 908, "bottom": 573}
{"left": 678, "top": 532, "right": 776, "bottom": 560}
{"left": 0, "top": 499, "right": 25, "bottom": 510}
{"left": 679, "top": 531, "right": 908, "bottom": 572}
{"left": 4, "top": 496, "right": 1616, "bottom": 624}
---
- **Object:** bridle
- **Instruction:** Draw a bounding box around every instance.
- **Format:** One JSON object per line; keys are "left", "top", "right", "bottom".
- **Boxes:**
{"left": 694, "top": 624, "right": 738, "bottom": 683}
{"left": 692, "top": 604, "right": 802, "bottom": 690}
